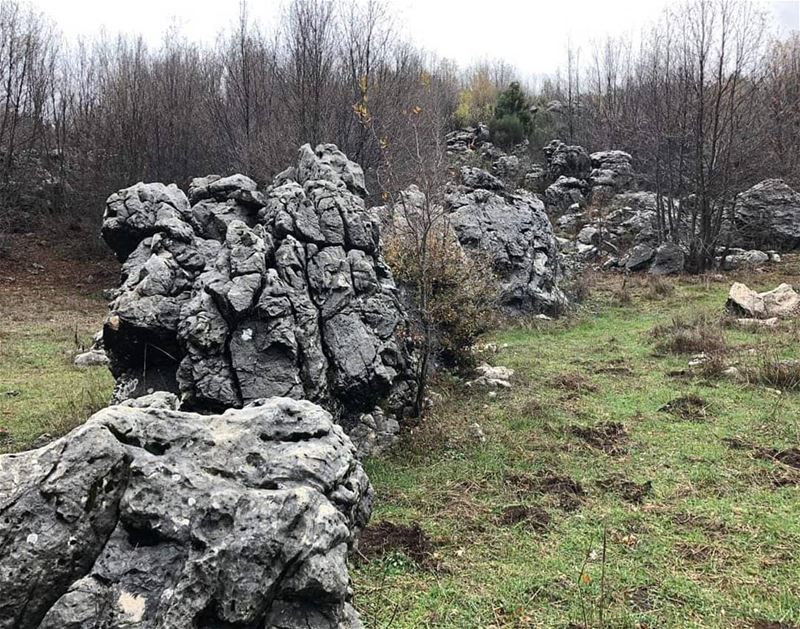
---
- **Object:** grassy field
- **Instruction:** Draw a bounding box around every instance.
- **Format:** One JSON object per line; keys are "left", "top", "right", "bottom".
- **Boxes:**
{"left": 1, "top": 245, "right": 799, "bottom": 628}
{"left": 0, "top": 236, "right": 115, "bottom": 453}
{"left": 353, "top": 269, "right": 800, "bottom": 629}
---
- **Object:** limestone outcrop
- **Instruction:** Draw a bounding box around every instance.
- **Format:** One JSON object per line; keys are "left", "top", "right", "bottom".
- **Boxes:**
{"left": 0, "top": 396, "right": 372, "bottom": 629}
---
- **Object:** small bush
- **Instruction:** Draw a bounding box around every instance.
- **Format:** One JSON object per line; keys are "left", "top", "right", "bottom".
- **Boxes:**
{"left": 695, "top": 353, "right": 729, "bottom": 380}
{"left": 646, "top": 276, "right": 675, "bottom": 300}
{"left": 489, "top": 114, "right": 526, "bottom": 149}
{"left": 744, "top": 356, "right": 800, "bottom": 391}
{"left": 650, "top": 314, "right": 727, "bottom": 354}
{"left": 384, "top": 226, "right": 498, "bottom": 367}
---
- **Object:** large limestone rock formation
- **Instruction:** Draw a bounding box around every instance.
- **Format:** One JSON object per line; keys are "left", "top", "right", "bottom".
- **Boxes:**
{"left": 447, "top": 168, "right": 567, "bottom": 314}
{"left": 732, "top": 179, "right": 800, "bottom": 250}
{"left": 0, "top": 395, "right": 372, "bottom": 629}
{"left": 101, "top": 144, "right": 416, "bottom": 449}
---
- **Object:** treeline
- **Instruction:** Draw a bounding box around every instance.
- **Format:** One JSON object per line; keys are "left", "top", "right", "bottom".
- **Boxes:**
{"left": 457, "top": 0, "right": 800, "bottom": 270}
{"left": 0, "top": 0, "right": 798, "bottom": 269}
{"left": 0, "top": 0, "right": 467, "bottom": 243}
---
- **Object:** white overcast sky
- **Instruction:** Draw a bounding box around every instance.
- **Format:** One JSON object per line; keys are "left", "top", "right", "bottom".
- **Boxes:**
{"left": 29, "top": 0, "right": 800, "bottom": 77}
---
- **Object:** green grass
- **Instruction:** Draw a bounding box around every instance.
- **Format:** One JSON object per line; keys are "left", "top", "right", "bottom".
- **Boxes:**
{"left": 352, "top": 274, "right": 800, "bottom": 629}
{"left": 2, "top": 267, "right": 799, "bottom": 627}
{"left": 0, "top": 321, "right": 113, "bottom": 453}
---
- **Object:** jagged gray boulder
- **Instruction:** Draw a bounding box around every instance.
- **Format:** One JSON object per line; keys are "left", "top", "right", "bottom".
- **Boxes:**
{"left": 732, "top": 179, "right": 800, "bottom": 250}
{"left": 523, "top": 164, "right": 548, "bottom": 193}
{"left": 649, "top": 242, "right": 686, "bottom": 275}
{"left": 448, "top": 172, "right": 566, "bottom": 314}
{"left": 445, "top": 124, "right": 491, "bottom": 153}
{"left": 0, "top": 396, "right": 372, "bottom": 629}
{"left": 100, "top": 144, "right": 416, "bottom": 451}
{"left": 544, "top": 176, "right": 588, "bottom": 212}
{"left": 543, "top": 140, "right": 591, "bottom": 180}
{"left": 589, "top": 150, "right": 634, "bottom": 196}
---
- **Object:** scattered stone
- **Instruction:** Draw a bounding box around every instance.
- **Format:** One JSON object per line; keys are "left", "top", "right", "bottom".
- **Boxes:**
{"left": 735, "top": 317, "right": 780, "bottom": 329}
{"left": 73, "top": 348, "right": 109, "bottom": 368}
{"left": 721, "top": 249, "right": 770, "bottom": 270}
{"left": 467, "top": 362, "right": 514, "bottom": 388}
{"left": 625, "top": 244, "right": 655, "bottom": 271}
{"left": 0, "top": 396, "right": 372, "bottom": 629}
{"left": 726, "top": 282, "right": 800, "bottom": 319}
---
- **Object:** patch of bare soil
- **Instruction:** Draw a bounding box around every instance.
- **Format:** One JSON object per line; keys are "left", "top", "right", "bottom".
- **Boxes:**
{"left": 625, "top": 585, "right": 656, "bottom": 612}
{"left": 503, "top": 471, "right": 585, "bottom": 511}
{"left": 723, "top": 438, "right": 800, "bottom": 470}
{"left": 0, "top": 231, "right": 118, "bottom": 329}
{"left": 596, "top": 475, "right": 652, "bottom": 504}
{"left": 537, "top": 472, "right": 585, "bottom": 511}
{"left": 675, "top": 541, "right": 714, "bottom": 562}
{"left": 570, "top": 421, "right": 628, "bottom": 455}
{"left": 752, "top": 622, "right": 800, "bottom": 629}
{"left": 357, "top": 521, "right": 437, "bottom": 568}
{"left": 550, "top": 372, "right": 598, "bottom": 394}
{"left": 659, "top": 394, "right": 711, "bottom": 422}
{"left": 498, "top": 505, "right": 550, "bottom": 531}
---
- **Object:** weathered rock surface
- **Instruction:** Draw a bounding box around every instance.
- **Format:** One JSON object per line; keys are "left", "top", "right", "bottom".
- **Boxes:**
{"left": 649, "top": 242, "right": 685, "bottom": 275}
{"left": 589, "top": 150, "right": 634, "bottom": 197}
{"left": 73, "top": 348, "right": 109, "bottom": 368}
{"left": 726, "top": 282, "right": 800, "bottom": 319}
{"left": 720, "top": 249, "right": 771, "bottom": 270}
{"left": 543, "top": 140, "right": 591, "bottom": 180}
{"left": 732, "top": 179, "right": 800, "bottom": 250}
{"left": 0, "top": 396, "right": 372, "bottom": 629}
{"left": 445, "top": 124, "right": 491, "bottom": 154}
{"left": 100, "top": 144, "right": 416, "bottom": 449}
{"left": 544, "top": 176, "right": 588, "bottom": 212}
{"left": 447, "top": 169, "right": 567, "bottom": 314}
{"left": 466, "top": 362, "right": 514, "bottom": 388}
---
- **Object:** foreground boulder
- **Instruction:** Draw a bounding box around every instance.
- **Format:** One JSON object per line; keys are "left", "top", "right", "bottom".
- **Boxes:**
{"left": 100, "top": 144, "right": 416, "bottom": 450}
{"left": 726, "top": 282, "right": 800, "bottom": 319}
{"left": 732, "top": 179, "right": 800, "bottom": 250}
{"left": 0, "top": 396, "right": 372, "bottom": 629}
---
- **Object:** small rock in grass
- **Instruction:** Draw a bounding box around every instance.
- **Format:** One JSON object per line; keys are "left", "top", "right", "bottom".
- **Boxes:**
{"left": 73, "top": 349, "right": 110, "bottom": 368}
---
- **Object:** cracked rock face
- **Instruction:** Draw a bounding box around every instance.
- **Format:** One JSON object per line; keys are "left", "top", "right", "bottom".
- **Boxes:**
{"left": 446, "top": 170, "right": 566, "bottom": 314}
{"left": 543, "top": 140, "right": 591, "bottom": 181}
{"left": 0, "top": 396, "right": 372, "bottom": 629}
{"left": 732, "top": 179, "right": 800, "bottom": 250}
{"left": 100, "top": 144, "right": 416, "bottom": 447}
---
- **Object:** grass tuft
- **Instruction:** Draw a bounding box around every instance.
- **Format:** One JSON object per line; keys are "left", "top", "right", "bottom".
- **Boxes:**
{"left": 650, "top": 313, "right": 727, "bottom": 354}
